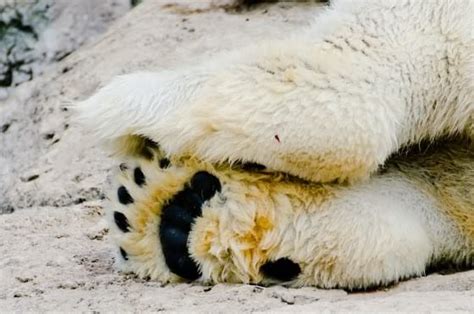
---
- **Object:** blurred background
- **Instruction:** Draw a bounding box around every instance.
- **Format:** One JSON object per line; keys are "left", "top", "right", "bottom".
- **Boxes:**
{"left": 0, "top": 0, "right": 133, "bottom": 98}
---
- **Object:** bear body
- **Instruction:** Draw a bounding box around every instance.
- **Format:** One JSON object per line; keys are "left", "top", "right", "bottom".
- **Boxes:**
{"left": 77, "top": 0, "right": 473, "bottom": 289}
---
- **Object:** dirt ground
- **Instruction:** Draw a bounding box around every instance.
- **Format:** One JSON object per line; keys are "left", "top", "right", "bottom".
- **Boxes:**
{"left": 1, "top": 1, "right": 473, "bottom": 312}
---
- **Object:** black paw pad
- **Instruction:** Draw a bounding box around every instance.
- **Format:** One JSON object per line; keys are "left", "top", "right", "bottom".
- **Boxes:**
{"left": 169, "top": 188, "right": 204, "bottom": 219}
{"left": 117, "top": 186, "right": 134, "bottom": 205}
{"left": 190, "top": 171, "right": 221, "bottom": 200}
{"left": 114, "top": 211, "right": 130, "bottom": 232}
{"left": 163, "top": 251, "right": 201, "bottom": 280}
{"left": 120, "top": 247, "right": 129, "bottom": 260}
{"left": 159, "top": 209, "right": 201, "bottom": 280}
{"left": 161, "top": 205, "right": 195, "bottom": 231}
{"left": 172, "top": 189, "right": 204, "bottom": 217}
{"left": 160, "top": 224, "right": 189, "bottom": 250}
{"left": 261, "top": 258, "right": 301, "bottom": 281}
{"left": 134, "top": 167, "right": 146, "bottom": 186}
{"left": 159, "top": 171, "right": 222, "bottom": 281}
{"left": 160, "top": 218, "right": 201, "bottom": 280}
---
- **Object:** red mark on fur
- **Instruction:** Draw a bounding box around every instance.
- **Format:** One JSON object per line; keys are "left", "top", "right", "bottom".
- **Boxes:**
{"left": 274, "top": 135, "right": 281, "bottom": 143}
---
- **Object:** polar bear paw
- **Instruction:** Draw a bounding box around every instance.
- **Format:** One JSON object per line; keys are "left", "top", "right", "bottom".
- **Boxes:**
{"left": 109, "top": 142, "right": 301, "bottom": 284}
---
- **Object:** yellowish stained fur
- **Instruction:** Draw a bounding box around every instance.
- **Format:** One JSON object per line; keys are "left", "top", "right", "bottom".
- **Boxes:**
{"left": 110, "top": 137, "right": 472, "bottom": 288}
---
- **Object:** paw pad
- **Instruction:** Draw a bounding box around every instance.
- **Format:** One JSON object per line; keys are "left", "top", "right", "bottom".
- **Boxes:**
{"left": 160, "top": 171, "right": 221, "bottom": 281}
{"left": 261, "top": 258, "right": 301, "bottom": 282}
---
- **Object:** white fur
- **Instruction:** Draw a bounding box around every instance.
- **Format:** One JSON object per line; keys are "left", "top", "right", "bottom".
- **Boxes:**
{"left": 75, "top": 0, "right": 473, "bottom": 183}
{"left": 256, "top": 175, "right": 462, "bottom": 288}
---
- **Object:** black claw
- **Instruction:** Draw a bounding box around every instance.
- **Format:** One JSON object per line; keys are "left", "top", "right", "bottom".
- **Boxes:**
{"left": 261, "top": 258, "right": 301, "bottom": 281}
{"left": 159, "top": 158, "right": 171, "bottom": 169}
{"left": 114, "top": 211, "right": 130, "bottom": 232}
{"left": 240, "top": 162, "right": 266, "bottom": 171}
{"left": 134, "top": 167, "right": 146, "bottom": 186}
{"left": 139, "top": 138, "right": 158, "bottom": 160}
{"left": 117, "top": 186, "right": 134, "bottom": 205}
{"left": 141, "top": 148, "right": 154, "bottom": 160}
{"left": 144, "top": 138, "right": 159, "bottom": 149}
{"left": 190, "top": 171, "right": 221, "bottom": 201}
{"left": 120, "top": 247, "right": 128, "bottom": 260}
{"left": 119, "top": 163, "right": 128, "bottom": 171}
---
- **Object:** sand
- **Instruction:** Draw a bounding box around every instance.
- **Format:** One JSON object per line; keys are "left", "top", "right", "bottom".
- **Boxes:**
{"left": 1, "top": 1, "right": 472, "bottom": 312}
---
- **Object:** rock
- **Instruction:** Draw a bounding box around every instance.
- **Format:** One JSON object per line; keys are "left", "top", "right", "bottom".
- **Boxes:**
{"left": 0, "top": 0, "right": 130, "bottom": 90}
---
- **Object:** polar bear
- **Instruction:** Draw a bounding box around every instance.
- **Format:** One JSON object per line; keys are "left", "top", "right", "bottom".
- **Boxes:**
{"left": 76, "top": 0, "right": 473, "bottom": 289}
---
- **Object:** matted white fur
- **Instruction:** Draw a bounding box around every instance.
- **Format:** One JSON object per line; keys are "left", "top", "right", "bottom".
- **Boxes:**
{"left": 76, "top": 0, "right": 473, "bottom": 183}
{"left": 76, "top": 0, "right": 473, "bottom": 289}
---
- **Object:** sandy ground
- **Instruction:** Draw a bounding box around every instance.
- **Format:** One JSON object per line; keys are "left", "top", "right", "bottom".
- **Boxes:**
{"left": 1, "top": 1, "right": 473, "bottom": 312}
{"left": 1, "top": 203, "right": 474, "bottom": 312}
